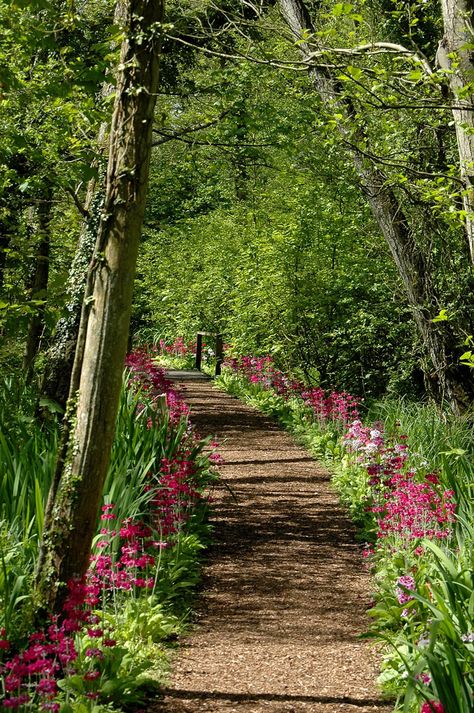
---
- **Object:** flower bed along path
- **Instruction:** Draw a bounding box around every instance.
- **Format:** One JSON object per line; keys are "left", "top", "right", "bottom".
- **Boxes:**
{"left": 149, "top": 378, "right": 393, "bottom": 713}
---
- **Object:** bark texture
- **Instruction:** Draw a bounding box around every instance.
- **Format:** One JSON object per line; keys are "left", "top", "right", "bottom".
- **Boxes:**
{"left": 36, "top": 0, "right": 164, "bottom": 611}
{"left": 279, "top": 0, "right": 473, "bottom": 413}
{"left": 438, "top": 0, "right": 474, "bottom": 264}
{"left": 40, "top": 185, "right": 102, "bottom": 408}
{"left": 40, "top": 1, "right": 126, "bottom": 408}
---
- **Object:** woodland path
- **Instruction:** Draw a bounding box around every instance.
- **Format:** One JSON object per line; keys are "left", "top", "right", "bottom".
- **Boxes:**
{"left": 151, "top": 378, "right": 393, "bottom": 713}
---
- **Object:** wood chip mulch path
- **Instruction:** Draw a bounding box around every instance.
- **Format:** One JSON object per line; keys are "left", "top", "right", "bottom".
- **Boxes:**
{"left": 151, "top": 378, "right": 393, "bottom": 713}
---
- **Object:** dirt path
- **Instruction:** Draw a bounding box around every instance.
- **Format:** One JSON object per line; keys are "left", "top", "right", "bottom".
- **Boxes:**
{"left": 152, "top": 379, "right": 393, "bottom": 713}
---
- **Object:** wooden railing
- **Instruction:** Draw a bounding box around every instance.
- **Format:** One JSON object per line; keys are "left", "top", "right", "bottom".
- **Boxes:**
{"left": 195, "top": 332, "right": 223, "bottom": 376}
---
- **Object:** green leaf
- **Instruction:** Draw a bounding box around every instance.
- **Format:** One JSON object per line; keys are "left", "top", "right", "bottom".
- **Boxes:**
{"left": 440, "top": 447, "right": 467, "bottom": 457}
{"left": 346, "top": 65, "right": 364, "bottom": 81}
{"left": 331, "top": 2, "right": 354, "bottom": 16}
{"left": 39, "top": 397, "right": 64, "bottom": 414}
{"left": 432, "top": 309, "right": 450, "bottom": 322}
{"left": 408, "top": 69, "right": 423, "bottom": 82}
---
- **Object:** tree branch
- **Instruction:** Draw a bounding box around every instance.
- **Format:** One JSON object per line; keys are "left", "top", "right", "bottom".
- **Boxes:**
{"left": 340, "top": 139, "right": 464, "bottom": 185}
{"left": 152, "top": 109, "right": 232, "bottom": 146}
{"left": 65, "top": 186, "right": 90, "bottom": 220}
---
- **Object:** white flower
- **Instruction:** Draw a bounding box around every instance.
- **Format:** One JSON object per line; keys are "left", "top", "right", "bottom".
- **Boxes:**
{"left": 364, "top": 442, "right": 379, "bottom": 454}
{"left": 417, "top": 632, "right": 430, "bottom": 648}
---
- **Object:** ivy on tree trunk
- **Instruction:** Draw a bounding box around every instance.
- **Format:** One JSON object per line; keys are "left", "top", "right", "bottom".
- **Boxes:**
{"left": 35, "top": 0, "right": 165, "bottom": 612}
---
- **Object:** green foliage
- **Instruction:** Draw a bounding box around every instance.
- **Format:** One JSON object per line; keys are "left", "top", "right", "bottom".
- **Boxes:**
{"left": 368, "top": 398, "right": 474, "bottom": 546}
{"left": 0, "top": 525, "right": 34, "bottom": 640}
{"left": 219, "top": 365, "right": 474, "bottom": 710}
{"left": 0, "top": 375, "right": 57, "bottom": 547}
{"left": 134, "top": 20, "right": 436, "bottom": 399}
{"left": 0, "top": 0, "right": 113, "bottom": 362}
{"left": 375, "top": 544, "right": 474, "bottom": 713}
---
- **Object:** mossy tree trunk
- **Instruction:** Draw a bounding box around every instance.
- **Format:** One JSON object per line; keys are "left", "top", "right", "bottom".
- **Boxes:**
{"left": 40, "top": 2, "right": 126, "bottom": 410}
{"left": 35, "top": 0, "right": 164, "bottom": 612}
{"left": 438, "top": 0, "right": 474, "bottom": 264}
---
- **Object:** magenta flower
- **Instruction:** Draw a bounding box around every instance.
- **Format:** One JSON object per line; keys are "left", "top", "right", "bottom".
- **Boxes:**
{"left": 421, "top": 702, "right": 444, "bottom": 713}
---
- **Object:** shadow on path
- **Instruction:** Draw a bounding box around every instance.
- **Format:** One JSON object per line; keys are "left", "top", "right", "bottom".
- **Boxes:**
{"left": 151, "top": 379, "right": 392, "bottom": 713}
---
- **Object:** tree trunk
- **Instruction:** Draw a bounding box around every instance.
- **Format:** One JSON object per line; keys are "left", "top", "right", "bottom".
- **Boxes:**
{"left": 438, "top": 0, "right": 474, "bottom": 264}
{"left": 40, "top": 185, "right": 102, "bottom": 407}
{"left": 35, "top": 0, "right": 164, "bottom": 612}
{"left": 40, "top": 2, "right": 125, "bottom": 408}
{"left": 22, "top": 196, "right": 52, "bottom": 380}
{"left": 279, "top": 0, "right": 474, "bottom": 413}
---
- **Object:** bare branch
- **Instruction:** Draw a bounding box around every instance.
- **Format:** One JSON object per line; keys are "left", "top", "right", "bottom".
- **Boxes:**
{"left": 152, "top": 109, "right": 233, "bottom": 146}
{"left": 65, "top": 185, "right": 90, "bottom": 220}
{"left": 340, "top": 139, "right": 464, "bottom": 185}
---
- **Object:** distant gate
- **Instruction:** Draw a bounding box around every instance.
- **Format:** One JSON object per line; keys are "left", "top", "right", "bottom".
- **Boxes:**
{"left": 195, "top": 332, "right": 224, "bottom": 376}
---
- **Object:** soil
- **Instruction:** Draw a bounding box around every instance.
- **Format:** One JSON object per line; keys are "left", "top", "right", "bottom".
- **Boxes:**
{"left": 150, "top": 379, "right": 394, "bottom": 713}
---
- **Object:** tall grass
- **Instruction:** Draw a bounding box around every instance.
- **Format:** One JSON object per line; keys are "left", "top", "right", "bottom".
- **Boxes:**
{"left": 0, "top": 376, "right": 59, "bottom": 636}
{"left": 0, "top": 370, "right": 213, "bottom": 634}
{"left": 104, "top": 379, "right": 197, "bottom": 525}
{"left": 368, "top": 398, "right": 474, "bottom": 545}
{"left": 0, "top": 375, "right": 190, "bottom": 559}
{"left": 0, "top": 377, "right": 57, "bottom": 549}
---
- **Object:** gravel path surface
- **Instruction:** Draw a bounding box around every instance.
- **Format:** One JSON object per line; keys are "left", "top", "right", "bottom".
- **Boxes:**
{"left": 151, "top": 379, "right": 393, "bottom": 713}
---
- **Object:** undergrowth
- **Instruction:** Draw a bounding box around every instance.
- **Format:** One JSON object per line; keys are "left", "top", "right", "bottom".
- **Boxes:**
{"left": 0, "top": 351, "right": 220, "bottom": 711}
{"left": 215, "top": 356, "right": 474, "bottom": 713}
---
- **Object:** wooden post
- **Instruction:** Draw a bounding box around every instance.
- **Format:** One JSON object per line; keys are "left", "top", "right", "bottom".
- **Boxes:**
{"left": 195, "top": 332, "right": 203, "bottom": 370}
{"left": 215, "top": 333, "right": 223, "bottom": 376}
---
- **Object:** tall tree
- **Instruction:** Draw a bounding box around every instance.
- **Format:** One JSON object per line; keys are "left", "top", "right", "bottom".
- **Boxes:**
{"left": 438, "top": 0, "right": 474, "bottom": 264}
{"left": 278, "top": 0, "right": 474, "bottom": 413}
{"left": 36, "top": 0, "right": 164, "bottom": 611}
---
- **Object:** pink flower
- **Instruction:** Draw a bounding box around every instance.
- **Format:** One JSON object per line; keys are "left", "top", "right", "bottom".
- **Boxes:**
{"left": 3, "top": 696, "right": 26, "bottom": 708}
{"left": 421, "top": 702, "right": 444, "bottom": 713}
{"left": 85, "top": 648, "right": 104, "bottom": 659}
{"left": 37, "top": 678, "right": 57, "bottom": 695}
{"left": 396, "top": 575, "right": 416, "bottom": 605}
{"left": 87, "top": 629, "right": 103, "bottom": 638}
{"left": 416, "top": 672, "right": 431, "bottom": 685}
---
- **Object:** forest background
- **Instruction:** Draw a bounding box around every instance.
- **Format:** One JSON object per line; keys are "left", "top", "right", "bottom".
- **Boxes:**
{"left": 2, "top": 1, "right": 474, "bottom": 711}
{"left": 1, "top": 0, "right": 474, "bottom": 411}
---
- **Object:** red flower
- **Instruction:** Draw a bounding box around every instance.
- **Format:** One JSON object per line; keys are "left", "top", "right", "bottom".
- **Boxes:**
{"left": 421, "top": 701, "right": 444, "bottom": 713}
